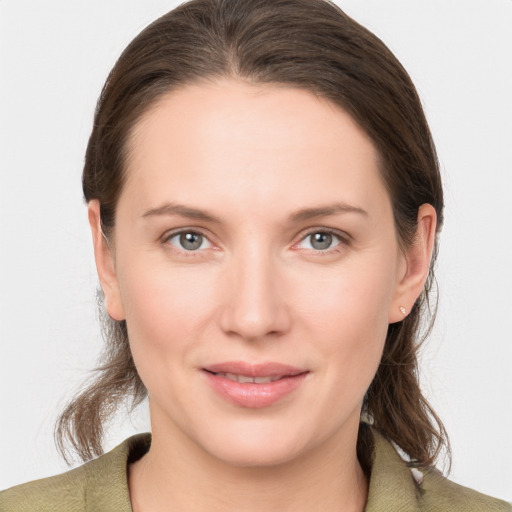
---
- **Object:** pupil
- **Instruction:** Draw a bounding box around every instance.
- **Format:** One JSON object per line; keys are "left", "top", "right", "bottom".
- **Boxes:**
{"left": 180, "top": 232, "right": 202, "bottom": 250}
{"left": 311, "top": 232, "right": 332, "bottom": 250}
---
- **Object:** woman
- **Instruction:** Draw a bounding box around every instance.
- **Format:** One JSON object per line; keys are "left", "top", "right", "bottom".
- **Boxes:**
{"left": 1, "top": 0, "right": 510, "bottom": 510}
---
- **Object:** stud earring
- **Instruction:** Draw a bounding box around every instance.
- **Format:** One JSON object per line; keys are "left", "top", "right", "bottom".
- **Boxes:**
{"left": 399, "top": 306, "right": 407, "bottom": 315}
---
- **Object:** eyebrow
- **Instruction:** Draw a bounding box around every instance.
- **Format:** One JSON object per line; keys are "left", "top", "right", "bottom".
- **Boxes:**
{"left": 288, "top": 203, "right": 368, "bottom": 223}
{"left": 141, "top": 203, "right": 222, "bottom": 223}
{"left": 141, "top": 201, "right": 368, "bottom": 223}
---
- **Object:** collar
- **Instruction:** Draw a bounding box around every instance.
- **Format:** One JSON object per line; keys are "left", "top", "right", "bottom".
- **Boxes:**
{"left": 85, "top": 428, "right": 423, "bottom": 511}
{"left": 365, "top": 429, "right": 422, "bottom": 511}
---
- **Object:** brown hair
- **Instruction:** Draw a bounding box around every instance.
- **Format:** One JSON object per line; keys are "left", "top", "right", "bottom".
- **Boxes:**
{"left": 56, "top": 0, "right": 449, "bottom": 469}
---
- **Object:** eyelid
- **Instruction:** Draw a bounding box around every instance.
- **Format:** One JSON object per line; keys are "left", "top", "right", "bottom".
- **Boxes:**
{"left": 162, "top": 228, "right": 216, "bottom": 253}
{"left": 293, "top": 227, "right": 352, "bottom": 252}
{"left": 160, "top": 226, "right": 351, "bottom": 255}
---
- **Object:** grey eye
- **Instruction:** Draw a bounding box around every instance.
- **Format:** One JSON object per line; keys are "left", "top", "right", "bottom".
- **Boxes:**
{"left": 167, "top": 231, "right": 211, "bottom": 251}
{"left": 309, "top": 232, "right": 333, "bottom": 250}
{"left": 296, "top": 231, "right": 342, "bottom": 251}
{"left": 179, "top": 232, "right": 203, "bottom": 250}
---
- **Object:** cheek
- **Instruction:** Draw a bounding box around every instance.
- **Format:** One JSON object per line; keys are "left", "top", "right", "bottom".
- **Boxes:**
{"left": 294, "top": 258, "right": 395, "bottom": 381}
{"left": 297, "top": 257, "right": 395, "bottom": 334}
{"left": 116, "top": 258, "right": 219, "bottom": 360}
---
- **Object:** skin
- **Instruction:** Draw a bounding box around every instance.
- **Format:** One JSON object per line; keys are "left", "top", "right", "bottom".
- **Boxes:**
{"left": 89, "top": 80, "right": 436, "bottom": 512}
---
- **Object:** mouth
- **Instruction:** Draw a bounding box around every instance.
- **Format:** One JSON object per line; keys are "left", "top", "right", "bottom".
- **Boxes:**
{"left": 203, "top": 361, "right": 306, "bottom": 377}
{"left": 206, "top": 372, "right": 284, "bottom": 384}
{"left": 202, "top": 362, "right": 309, "bottom": 408}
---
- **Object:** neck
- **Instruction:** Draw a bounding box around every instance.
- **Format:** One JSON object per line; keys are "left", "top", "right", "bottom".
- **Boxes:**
{"left": 129, "top": 420, "right": 368, "bottom": 512}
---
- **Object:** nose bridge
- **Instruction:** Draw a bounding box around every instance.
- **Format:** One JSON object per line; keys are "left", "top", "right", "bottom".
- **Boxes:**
{"left": 219, "top": 240, "right": 289, "bottom": 341}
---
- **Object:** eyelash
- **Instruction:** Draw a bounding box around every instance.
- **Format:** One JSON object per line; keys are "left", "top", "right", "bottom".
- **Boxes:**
{"left": 163, "top": 229, "right": 214, "bottom": 256}
{"left": 162, "top": 228, "right": 350, "bottom": 256}
{"left": 293, "top": 228, "right": 349, "bottom": 254}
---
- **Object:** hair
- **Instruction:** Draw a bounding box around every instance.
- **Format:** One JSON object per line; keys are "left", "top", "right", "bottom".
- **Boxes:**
{"left": 56, "top": 0, "right": 449, "bottom": 470}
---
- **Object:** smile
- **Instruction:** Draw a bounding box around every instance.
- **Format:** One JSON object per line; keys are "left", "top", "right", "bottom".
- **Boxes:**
{"left": 211, "top": 373, "right": 283, "bottom": 384}
{"left": 202, "top": 362, "right": 309, "bottom": 408}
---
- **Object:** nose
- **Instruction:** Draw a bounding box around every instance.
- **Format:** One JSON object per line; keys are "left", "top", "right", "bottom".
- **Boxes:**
{"left": 218, "top": 245, "right": 292, "bottom": 342}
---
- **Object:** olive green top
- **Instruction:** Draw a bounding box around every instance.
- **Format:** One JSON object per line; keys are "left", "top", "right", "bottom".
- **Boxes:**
{"left": 1, "top": 430, "right": 510, "bottom": 511}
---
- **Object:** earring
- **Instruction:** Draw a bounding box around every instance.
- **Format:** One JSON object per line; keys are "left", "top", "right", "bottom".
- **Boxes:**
{"left": 399, "top": 306, "right": 407, "bottom": 315}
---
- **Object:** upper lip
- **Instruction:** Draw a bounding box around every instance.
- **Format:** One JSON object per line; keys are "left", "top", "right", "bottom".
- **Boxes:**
{"left": 203, "top": 361, "right": 307, "bottom": 378}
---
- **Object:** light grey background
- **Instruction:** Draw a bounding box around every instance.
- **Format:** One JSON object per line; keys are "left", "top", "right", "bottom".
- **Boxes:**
{"left": 1, "top": 0, "right": 511, "bottom": 501}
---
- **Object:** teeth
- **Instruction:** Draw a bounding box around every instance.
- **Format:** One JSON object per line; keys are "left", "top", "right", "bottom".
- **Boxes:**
{"left": 216, "top": 372, "right": 281, "bottom": 384}
{"left": 254, "top": 376, "right": 279, "bottom": 383}
{"left": 238, "top": 374, "right": 256, "bottom": 383}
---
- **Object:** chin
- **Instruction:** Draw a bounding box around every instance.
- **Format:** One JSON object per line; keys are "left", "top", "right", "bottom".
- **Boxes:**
{"left": 195, "top": 420, "right": 317, "bottom": 468}
{"left": 210, "top": 439, "right": 304, "bottom": 468}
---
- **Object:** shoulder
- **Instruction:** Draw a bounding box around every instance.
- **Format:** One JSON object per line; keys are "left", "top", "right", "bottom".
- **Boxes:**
{"left": 368, "top": 428, "right": 511, "bottom": 512}
{"left": 0, "top": 463, "right": 88, "bottom": 512}
{"left": 420, "top": 468, "right": 512, "bottom": 512}
{"left": 0, "top": 434, "right": 150, "bottom": 512}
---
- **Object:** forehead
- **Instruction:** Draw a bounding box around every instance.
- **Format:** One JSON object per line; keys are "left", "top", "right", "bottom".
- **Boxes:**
{"left": 128, "top": 79, "right": 376, "bottom": 161}
{"left": 121, "top": 80, "right": 390, "bottom": 222}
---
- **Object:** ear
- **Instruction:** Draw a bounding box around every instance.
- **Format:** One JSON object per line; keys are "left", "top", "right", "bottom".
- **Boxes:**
{"left": 88, "top": 200, "right": 126, "bottom": 321}
{"left": 388, "top": 203, "right": 437, "bottom": 323}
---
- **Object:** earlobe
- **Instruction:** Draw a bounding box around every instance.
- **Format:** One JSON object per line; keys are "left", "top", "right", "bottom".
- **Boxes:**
{"left": 388, "top": 204, "right": 437, "bottom": 324}
{"left": 88, "top": 200, "right": 126, "bottom": 321}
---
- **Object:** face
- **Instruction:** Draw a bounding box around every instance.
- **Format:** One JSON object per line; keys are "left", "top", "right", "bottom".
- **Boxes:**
{"left": 94, "top": 80, "right": 417, "bottom": 467}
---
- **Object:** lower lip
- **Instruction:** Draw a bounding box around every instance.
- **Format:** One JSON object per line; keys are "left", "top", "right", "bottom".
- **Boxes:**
{"left": 203, "top": 371, "right": 308, "bottom": 408}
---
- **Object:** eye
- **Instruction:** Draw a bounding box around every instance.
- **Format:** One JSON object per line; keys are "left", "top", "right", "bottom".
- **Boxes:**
{"left": 165, "top": 231, "right": 212, "bottom": 251}
{"left": 296, "top": 230, "right": 344, "bottom": 252}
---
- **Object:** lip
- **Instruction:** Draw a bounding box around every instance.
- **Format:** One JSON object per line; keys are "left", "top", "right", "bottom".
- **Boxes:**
{"left": 202, "top": 361, "right": 309, "bottom": 408}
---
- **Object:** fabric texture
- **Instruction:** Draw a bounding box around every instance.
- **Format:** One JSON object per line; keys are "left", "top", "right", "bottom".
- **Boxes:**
{"left": 1, "top": 429, "right": 510, "bottom": 511}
